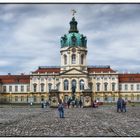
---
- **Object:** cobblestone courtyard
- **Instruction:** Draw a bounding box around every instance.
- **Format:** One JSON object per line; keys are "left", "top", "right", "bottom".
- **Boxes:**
{"left": 0, "top": 105, "right": 140, "bottom": 137}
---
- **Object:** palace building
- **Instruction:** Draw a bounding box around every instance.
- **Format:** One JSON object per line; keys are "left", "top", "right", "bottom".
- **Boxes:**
{"left": 0, "top": 15, "right": 140, "bottom": 105}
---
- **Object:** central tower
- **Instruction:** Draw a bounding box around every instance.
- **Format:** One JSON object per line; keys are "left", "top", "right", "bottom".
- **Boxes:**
{"left": 60, "top": 14, "right": 88, "bottom": 72}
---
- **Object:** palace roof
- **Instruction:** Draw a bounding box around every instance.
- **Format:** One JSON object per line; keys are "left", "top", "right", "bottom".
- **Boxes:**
{"left": 119, "top": 74, "right": 140, "bottom": 83}
{"left": 32, "top": 66, "right": 116, "bottom": 74}
{"left": 0, "top": 75, "right": 30, "bottom": 84}
{"left": 87, "top": 66, "right": 116, "bottom": 73}
{"left": 33, "top": 66, "right": 60, "bottom": 74}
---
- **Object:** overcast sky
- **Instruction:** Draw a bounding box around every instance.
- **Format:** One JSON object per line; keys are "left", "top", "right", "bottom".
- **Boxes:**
{"left": 0, "top": 4, "right": 140, "bottom": 74}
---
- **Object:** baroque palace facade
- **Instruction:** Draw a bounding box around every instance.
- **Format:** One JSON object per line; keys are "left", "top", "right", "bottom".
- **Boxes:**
{"left": 0, "top": 15, "right": 140, "bottom": 105}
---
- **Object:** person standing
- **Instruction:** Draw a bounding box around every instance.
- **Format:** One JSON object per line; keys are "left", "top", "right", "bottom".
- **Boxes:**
{"left": 58, "top": 101, "right": 64, "bottom": 118}
{"left": 41, "top": 100, "right": 44, "bottom": 108}
{"left": 122, "top": 99, "right": 127, "bottom": 112}
{"left": 117, "top": 97, "right": 123, "bottom": 112}
{"left": 67, "top": 100, "right": 70, "bottom": 108}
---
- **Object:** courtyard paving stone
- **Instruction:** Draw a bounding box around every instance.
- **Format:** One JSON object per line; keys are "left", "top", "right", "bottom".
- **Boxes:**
{"left": 0, "top": 105, "right": 140, "bottom": 136}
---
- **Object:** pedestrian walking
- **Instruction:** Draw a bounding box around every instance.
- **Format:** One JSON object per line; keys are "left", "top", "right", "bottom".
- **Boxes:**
{"left": 58, "top": 101, "right": 64, "bottom": 118}
{"left": 79, "top": 99, "right": 82, "bottom": 108}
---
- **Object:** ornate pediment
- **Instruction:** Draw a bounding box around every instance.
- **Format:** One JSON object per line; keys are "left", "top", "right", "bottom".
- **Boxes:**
{"left": 60, "top": 68, "right": 88, "bottom": 75}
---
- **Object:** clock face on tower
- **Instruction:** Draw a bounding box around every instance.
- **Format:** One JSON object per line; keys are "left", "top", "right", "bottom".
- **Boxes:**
{"left": 72, "top": 48, "right": 76, "bottom": 53}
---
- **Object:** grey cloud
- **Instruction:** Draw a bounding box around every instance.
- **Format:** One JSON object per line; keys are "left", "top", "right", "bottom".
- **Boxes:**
{"left": 0, "top": 4, "right": 140, "bottom": 74}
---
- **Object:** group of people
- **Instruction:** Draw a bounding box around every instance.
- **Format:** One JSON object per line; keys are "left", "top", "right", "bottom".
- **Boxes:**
{"left": 117, "top": 97, "right": 127, "bottom": 112}
{"left": 57, "top": 98, "right": 128, "bottom": 118}
{"left": 67, "top": 99, "right": 83, "bottom": 108}
{"left": 41, "top": 100, "right": 50, "bottom": 108}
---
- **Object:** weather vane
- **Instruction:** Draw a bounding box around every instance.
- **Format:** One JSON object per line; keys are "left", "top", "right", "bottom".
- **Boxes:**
{"left": 72, "top": 9, "right": 77, "bottom": 16}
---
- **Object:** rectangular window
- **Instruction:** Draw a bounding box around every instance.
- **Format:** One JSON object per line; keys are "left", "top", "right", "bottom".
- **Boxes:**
{"left": 15, "top": 86, "right": 18, "bottom": 92}
{"left": 21, "top": 96, "right": 24, "bottom": 102}
{"left": 3, "top": 86, "right": 6, "bottom": 92}
{"left": 104, "top": 84, "right": 108, "bottom": 91}
{"left": 9, "top": 86, "right": 12, "bottom": 92}
{"left": 21, "top": 86, "right": 24, "bottom": 92}
{"left": 125, "top": 84, "right": 128, "bottom": 91}
{"left": 119, "top": 84, "right": 122, "bottom": 90}
{"left": 27, "top": 85, "right": 30, "bottom": 92}
{"left": 15, "top": 96, "right": 18, "bottom": 102}
{"left": 97, "top": 84, "right": 100, "bottom": 91}
{"left": 137, "top": 84, "right": 140, "bottom": 90}
{"left": 41, "top": 84, "right": 44, "bottom": 92}
{"left": 131, "top": 84, "right": 134, "bottom": 90}
{"left": 112, "top": 84, "right": 115, "bottom": 91}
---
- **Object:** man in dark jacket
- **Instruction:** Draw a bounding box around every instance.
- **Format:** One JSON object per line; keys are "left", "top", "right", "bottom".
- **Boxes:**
{"left": 58, "top": 101, "right": 64, "bottom": 118}
{"left": 117, "top": 97, "right": 123, "bottom": 112}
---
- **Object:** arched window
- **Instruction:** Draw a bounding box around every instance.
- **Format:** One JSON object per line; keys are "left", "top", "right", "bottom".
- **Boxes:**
{"left": 41, "top": 83, "right": 44, "bottom": 92}
{"left": 64, "top": 80, "right": 69, "bottom": 90}
{"left": 72, "top": 54, "right": 76, "bottom": 64}
{"left": 79, "top": 80, "right": 84, "bottom": 90}
{"left": 112, "top": 83, "right": 116, "bottom": 91}
{"left": 41, "top": 95, "right": 44, "bottom": 101}
{"left": 48, "top": 83, "right": 52, "bottom": 92}
{"left": 125, "top": 95, "right": 128, "bottom": 100}
{"left": 72, "top": 79, "right": 77, "bottom": 92}
{"left": 104, "top": 83, "right": 108, "bottom": 91}
{"left": 33, "top": 84, "right": 37, "bottom": 92}
{"left": 15, "top": 96, "right": 18, "bottom": 102}
{"left": 81, "top": 54, "right": 84, "bottom": 64}
{"left": 64, "top": 54, "right": 67, "bottom": 65}
{"left": 96, "top": 83, "right": 100, "bottom": 91}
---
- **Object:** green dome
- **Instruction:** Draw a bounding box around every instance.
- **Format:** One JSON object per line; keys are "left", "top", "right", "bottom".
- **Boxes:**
{"left": 60, "top": 17, "right": 87, "bottom": 48}
{"left": 61, "top": 33, "right": 87, "bottom": 48}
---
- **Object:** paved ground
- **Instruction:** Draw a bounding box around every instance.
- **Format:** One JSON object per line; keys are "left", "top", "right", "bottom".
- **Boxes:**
{"left": 0, "top": 105, "right": 140, "bottom": 137}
